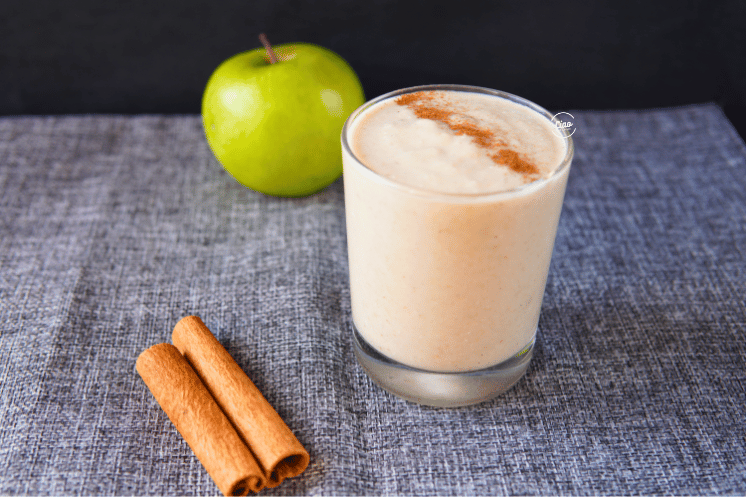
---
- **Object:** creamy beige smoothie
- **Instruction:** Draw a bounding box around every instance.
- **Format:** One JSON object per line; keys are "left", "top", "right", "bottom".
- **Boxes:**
{"left": 342, "top": 86, "right": 572, "bottom": 374}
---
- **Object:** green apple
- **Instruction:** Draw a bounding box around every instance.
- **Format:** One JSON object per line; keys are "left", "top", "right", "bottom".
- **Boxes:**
{"left": 201, "top": 37, "right": 365, "bottom": 197}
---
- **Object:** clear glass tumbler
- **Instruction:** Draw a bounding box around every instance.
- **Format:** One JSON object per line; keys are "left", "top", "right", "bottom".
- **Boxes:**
{"left": 341, "top": 85, "right": 574, "bottom": 407}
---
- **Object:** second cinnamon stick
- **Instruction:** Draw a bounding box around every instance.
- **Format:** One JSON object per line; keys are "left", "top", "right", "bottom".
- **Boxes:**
{"left": 172, "top": 316, "right": 310, "bottom": 488}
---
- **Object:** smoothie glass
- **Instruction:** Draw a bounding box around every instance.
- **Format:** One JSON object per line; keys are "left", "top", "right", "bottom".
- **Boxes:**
{"left": 341, "top": 85, "right": 574, "bottom": 407}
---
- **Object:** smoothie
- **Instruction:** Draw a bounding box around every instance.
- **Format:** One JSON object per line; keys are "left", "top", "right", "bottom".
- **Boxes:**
{"left": 342, "top": 87, "right": 571, "bottom": 374}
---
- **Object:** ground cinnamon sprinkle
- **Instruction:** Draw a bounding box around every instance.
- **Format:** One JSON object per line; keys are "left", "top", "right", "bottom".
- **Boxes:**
{"left": 395, "top": 91, "right": 540, "bottom": 178}
{"left": 490, "top": 149, "right": 538, "bottom": 176}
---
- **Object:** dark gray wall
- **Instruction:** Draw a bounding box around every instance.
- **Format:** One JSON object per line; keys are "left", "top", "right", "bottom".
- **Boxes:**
{"left": 2, "top": 0, "right": 744, "bottom": 136}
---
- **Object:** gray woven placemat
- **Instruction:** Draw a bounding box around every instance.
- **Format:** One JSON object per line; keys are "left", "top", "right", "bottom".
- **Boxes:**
{"left": 0, "top": 106, "right": 744, "bottom": 495}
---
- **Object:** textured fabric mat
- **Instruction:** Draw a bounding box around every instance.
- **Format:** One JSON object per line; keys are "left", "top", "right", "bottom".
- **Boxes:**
{"left": 0, "top": 106, "right": 744, "bottom": 495}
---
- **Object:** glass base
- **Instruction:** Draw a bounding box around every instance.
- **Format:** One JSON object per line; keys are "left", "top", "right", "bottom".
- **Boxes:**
{"left": 352, "top": 323, "right": 535, "bottom": 407}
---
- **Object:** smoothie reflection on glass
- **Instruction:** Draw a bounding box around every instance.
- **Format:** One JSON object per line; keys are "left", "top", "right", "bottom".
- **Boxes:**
{"left": 341, "top": 85, "right": 573, "bottom": 407}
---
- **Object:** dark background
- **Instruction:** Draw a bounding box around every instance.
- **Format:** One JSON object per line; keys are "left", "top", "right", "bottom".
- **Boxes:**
{"left": 2, "top": 0, "right": 745, "bottom": 139}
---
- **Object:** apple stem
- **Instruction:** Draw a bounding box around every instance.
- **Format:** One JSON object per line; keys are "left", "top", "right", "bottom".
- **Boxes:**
{"left": 259, "top": 33, "right": 278, "bottom": 64}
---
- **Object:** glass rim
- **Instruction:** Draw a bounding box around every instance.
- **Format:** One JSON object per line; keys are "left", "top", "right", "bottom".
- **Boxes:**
{"left": 341, "top": 84, "right": 575, "bottom": 201}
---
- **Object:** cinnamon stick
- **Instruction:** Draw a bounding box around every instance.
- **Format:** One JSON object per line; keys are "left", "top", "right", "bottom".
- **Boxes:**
{"left": 136, "top": 343, "right": 265, "bottom": 496}
{"left": 172, "top": 316, "right": 310, "bottom": 488}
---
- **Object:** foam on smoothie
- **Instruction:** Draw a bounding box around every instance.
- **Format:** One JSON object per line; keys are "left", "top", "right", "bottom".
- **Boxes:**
{"left": 349, "top": 90, "right": 566, "bottom": 194}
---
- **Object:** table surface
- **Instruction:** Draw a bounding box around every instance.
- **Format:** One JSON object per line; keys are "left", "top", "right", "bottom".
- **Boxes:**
{"left": 1, "top": 105, "right": 744, "bottom": 495}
